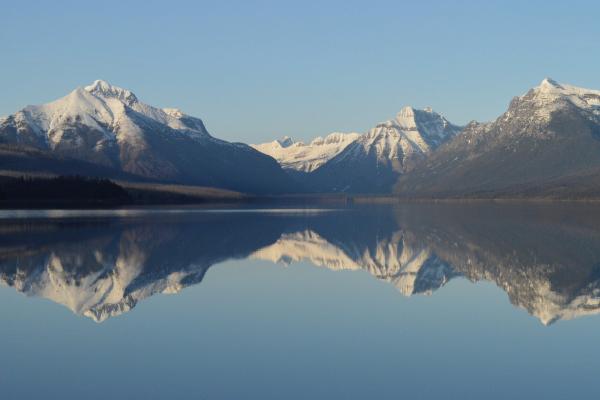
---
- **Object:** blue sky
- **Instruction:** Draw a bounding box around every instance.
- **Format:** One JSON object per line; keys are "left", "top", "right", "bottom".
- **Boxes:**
{"left": 1, "top": 0, "right": 599, "bottom": 142}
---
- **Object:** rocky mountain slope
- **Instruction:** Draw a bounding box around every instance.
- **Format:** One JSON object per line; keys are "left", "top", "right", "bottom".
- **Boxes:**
{"left": 396, "top": 78, "right": 600, "bottom": 198}
{"left": 4, "top": 78, "right": 600, "bottom": 197}
{"left": 308, "top": 106, "right": 462, "bottom": 193}
{"left": 0, "top": 80, "right": 293, "bottom": 194}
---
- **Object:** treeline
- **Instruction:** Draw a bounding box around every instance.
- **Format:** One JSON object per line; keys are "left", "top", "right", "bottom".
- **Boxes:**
{"left": 0, "top": 176, "right": 132, "bottom": 206}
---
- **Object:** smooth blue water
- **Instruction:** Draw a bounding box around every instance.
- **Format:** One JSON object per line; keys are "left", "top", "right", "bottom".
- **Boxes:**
{"left": 1, "top": 204, "right": 600, "bottom": 399}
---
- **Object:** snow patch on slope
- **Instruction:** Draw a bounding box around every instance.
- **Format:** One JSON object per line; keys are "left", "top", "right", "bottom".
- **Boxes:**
{"left": 252, "top": 132, "right": 360, "bottom": 172}
{"left": 521, "top": 78, "right": 600, "bottom": 122}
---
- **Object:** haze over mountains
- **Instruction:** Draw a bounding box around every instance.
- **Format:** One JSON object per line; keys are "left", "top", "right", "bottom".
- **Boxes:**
{"left": 2, "top": 78, "right": 600, "bottom": 198}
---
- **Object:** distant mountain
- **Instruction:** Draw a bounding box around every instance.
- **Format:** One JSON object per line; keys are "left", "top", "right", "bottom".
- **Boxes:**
{"left": 396, "top": 79, "right": 600, "bottom": 198}
{"left": 308, "top": 107, "right": 462, "bottom": 193}
{"left": 251, "top": 132, "right": 360, "bottom": 173}
{"left": 0, "top": 80, "right": 293, "bottom": 194}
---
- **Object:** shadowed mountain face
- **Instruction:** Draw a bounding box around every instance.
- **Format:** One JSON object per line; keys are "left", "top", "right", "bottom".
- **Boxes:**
{"left": 1, "top": 205, "right": 600, "bottom": 324}
{"left": 396, "top": 79, "right": 600, "bottom": 198}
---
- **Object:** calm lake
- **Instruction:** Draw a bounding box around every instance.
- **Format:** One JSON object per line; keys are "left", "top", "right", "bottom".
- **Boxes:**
{"left": 1, "top": 204, "right": 600, "bottom": 399}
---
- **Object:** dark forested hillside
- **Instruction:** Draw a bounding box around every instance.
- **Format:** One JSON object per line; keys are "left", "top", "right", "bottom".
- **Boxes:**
{"left": 0, "top": 176, "right": 132, "bottom": 206}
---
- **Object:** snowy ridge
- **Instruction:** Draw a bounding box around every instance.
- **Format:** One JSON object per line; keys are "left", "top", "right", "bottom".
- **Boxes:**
{"left": 253, "top": 106, "right": 461, "bottom": 186}
{"left": 534, "top": 78, "right": 600, "bottom": 111}
{"left": 22, "top": 80, "right": 209, "bottom": 141}
{"left": 84, "top": 79, "right": 209, "bottom": 134}
{"left": 85, "top": 79, "right": 139, "bottom": 106}
{"left": 304, "top": 106, "right": 462, "bottom": 193}
{"left": 251, "top": 132, "right": 360, "bottom": 172}
{"left": 505, "top": 78, "right": 600, "bottom": 124}
{"left": 0, "top": 80, "right": 294, "bottom": 193}
{"left": 335, "top": 106, "right": 462, "bottom": 167}
{"left": 0, "top": 79, "right": 212, "bottom": 156}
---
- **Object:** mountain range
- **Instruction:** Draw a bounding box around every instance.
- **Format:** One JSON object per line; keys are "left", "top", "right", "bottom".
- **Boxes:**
{"left": 252, "top": 106, "right": 462, "bottom": 192}
{"left": 254, "top": 78, "right": 600, "bottom": 196}
{"left": 305, "top": 106, "right": 462, "bottom": 193}
{"left": 2, "top": 78, "right": 600, "bottom": 197}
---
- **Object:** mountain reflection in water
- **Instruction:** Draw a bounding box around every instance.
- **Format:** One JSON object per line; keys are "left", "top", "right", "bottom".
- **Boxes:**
{"left": 1, "top": 204, "right": 600, "bottom": 325}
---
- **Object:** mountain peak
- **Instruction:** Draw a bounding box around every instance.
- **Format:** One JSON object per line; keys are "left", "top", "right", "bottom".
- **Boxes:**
{"left": 397, "top": 106, "right": 415, "bottom": 118}
{"left": 393, "top": 106, "right": 419, "bottom": 131}
{"left": 526, "top": 78, "right": 600, "bottom": 115}
{"left": 532, "top": 78, "right": 600, "bottom": 99}
{"left": 276, "top": 136, "right": 295, "bottom": 148}
{"left": 311, "top": 132, "right": 359, "bottom": 146}
{"left": 84, "top": 79, "right": 138, "bottom": 105}
{"left": 540, "top": 77, "right": 561, "bottom": 86}
{"left": 537, "top": 77, "right": 564, "bottom": 92}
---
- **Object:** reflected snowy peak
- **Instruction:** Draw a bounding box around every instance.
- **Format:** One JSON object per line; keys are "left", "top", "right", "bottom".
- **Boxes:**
{"left": 1, "top": 205, "right": 600, "bottom": 324}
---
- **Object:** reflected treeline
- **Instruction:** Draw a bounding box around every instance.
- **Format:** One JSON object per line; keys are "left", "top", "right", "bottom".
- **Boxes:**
{"left": 2, "top": 205, "right": 600, "bottom": 324}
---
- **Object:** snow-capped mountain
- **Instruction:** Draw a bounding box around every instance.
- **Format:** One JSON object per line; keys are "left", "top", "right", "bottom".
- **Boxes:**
{"left": 4, "top": 78, "right": 600, "bottom": 197}
{"left": 0, "top": 80, "right": 293, "bottom": 194}
{"left": 309, "top": 106, "right": 462, "bottom": 193}
{"left": 251, "top": 132, "right": 360, "bottom": 172}
{"left": 397, "top": 78, "right": 600, "bottom": 198}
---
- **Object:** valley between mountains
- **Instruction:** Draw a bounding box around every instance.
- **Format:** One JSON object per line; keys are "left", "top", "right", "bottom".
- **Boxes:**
{"left": 2, "top": 78, "right": 600, "bottom": 200}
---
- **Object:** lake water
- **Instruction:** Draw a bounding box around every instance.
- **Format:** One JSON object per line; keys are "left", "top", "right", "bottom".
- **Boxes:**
{"left": 1, "top": 204, "right": 600, "bottom": 399}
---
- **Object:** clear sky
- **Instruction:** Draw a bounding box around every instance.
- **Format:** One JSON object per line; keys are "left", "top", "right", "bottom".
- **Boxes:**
{"left": 1, "top": 0, "right": 599, "bottom": 143}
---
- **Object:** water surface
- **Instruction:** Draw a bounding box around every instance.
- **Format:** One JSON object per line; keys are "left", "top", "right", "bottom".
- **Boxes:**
{"left": 1, "top": 204, "right": 600, "bottom": 399}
